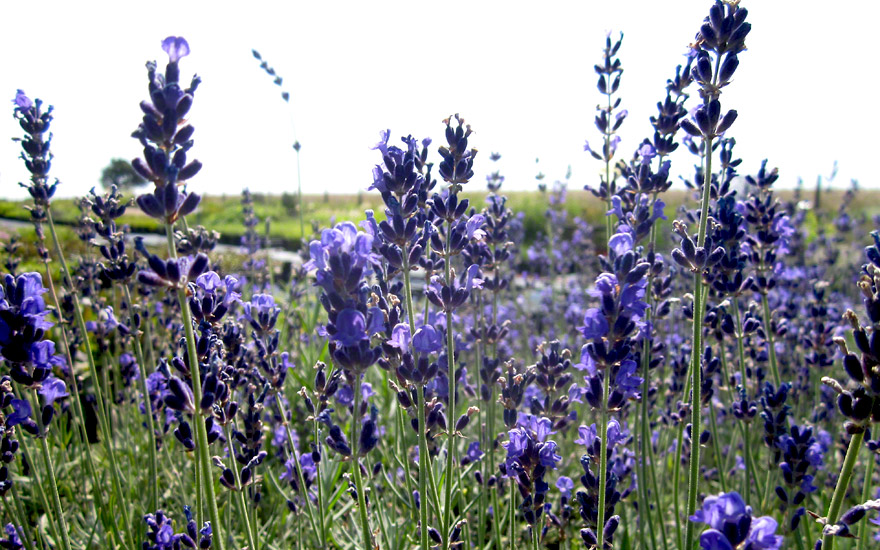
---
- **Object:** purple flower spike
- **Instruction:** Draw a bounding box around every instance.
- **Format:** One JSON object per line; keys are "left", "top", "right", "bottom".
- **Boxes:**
{"left": 161, "top": 36, "right": 190, "bottom": 63}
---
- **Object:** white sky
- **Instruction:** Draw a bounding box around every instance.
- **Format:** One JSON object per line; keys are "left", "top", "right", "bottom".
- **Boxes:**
{"left": 1, "top": 0, "right": 876, "bottom": 200}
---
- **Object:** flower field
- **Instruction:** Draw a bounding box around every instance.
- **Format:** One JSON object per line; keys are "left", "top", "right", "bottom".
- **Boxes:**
{"left": 3, "top": 3, "right": 880, "bottom": 550}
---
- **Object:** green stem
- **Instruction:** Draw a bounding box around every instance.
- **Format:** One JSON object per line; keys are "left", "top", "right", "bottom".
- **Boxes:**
{"left": 508, "top": 487, "right": 516, "bottom": 550}
{"left": 122, "top": 284, "right": 160, "bottom": 513}
{"left": 488, "top": 241, "right": 503, "bottom": 550}
{"left": 403, "top": 251, "right": 432, "bottom": 550}
{"left": 274, "top": 393, "right": 320, "bottom": 544}
{"left": 222, "top": 423, "right": 259, "bottom": 550}
{"left": 731, "top": 300, "right": 756, "bottom": 503}
{"left": 597, "top": 369, "right": 611, "bottom": 550}
{"left": 475, "top": 294, "right": 487, "bottom": 549}
{"left": 14, "top": 465, "right": 49, "bottom": 549}
{"left": 350, "top": 373, "right": 373, "bottom": 550}
{"left": 708, "top": 403, "right": 727, "bottom": 493}
{"left": 31, "top": 390, "right": 72, "bottom": 550}
{"left": 683, "top": 134, "right": 714, "bottom": 550}
{"left": 639, "top": 214, "right": 659, "bottom": 550}
{"left": 857, "top": 446, "right": 875, "bottom": 550}
{"left": 648, "top": 432, "right": 669, "bottom": 550}
{"left": 166, "top": 221, "right": 226, "bottom": 550}
{"left": 195, "top": 449, "right": 203, "bottom": 536}
{"left": 821, "top": 430, "right": 864, "bottom": 550}
{"left": 672, "top": 389, "right": 686, "bottom": 550}
{"left": 313, "top": 416, "right": 329, "bottom": 547}
{"left": 443, "top": 217, "right": 457, "bottom": 549}
{"left": 760, "top": 294, "right": 782, "bottom": 386}
{"left": 296, "top": 147, "right": 305, "bottom": 244}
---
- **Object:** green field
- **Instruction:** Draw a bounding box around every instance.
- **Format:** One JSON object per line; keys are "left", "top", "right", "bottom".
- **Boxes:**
{"left": 0, "top": 186, "right": 874, "bottom": 256}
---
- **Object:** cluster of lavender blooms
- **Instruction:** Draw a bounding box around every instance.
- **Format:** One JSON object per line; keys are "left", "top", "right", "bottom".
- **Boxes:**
{"left": 5, "top": 3, "right": 880, "bottom": 550}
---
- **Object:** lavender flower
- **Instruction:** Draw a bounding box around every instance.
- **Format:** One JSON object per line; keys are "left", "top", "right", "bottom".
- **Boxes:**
{"left": 689, "top": 492, "right": 782, "bottom": 550}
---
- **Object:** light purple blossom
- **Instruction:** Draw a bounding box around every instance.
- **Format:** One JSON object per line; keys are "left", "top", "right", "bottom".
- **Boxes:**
{"left": 39, "top": 376, "right": 68, "bottom": 405}
{"left": 161, "top": 36, "right": 191, "bottom": 63}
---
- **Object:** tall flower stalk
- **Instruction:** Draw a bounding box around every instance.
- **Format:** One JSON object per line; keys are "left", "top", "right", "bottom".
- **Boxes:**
{"left": 428, "top": 114, "right": 478, "bottom": 549}
{"left": 674, "top": 4, "right": 750, "bottom": 549}
{"left": 585, "top": 33, "right": 627, "bottom": 246}
{"left": 130, "top": 36, "right": 226, "bottom": 550}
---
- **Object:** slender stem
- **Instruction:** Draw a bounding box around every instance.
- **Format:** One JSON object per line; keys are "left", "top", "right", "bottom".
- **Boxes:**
{"left": 296, "top": 148, "right": 305, "bottom": 244}
{"left": 821, "top": 430, "right": 864, "bottom": 550}
{"left": 15, "top": 434, "right": 59, "bottom": 548}
{"left": 647, "top": 431, "right": 669, "bottom": 550}
{"left": 639, "top": 215, "right": 658, "bottom": 550}
{"left": 760, "top": 294, "right": 782, "bottom": 386}
{"left": 350, "top": 373, "right": 373, "bottom": 550}
{"left": 222, "top": 423, "right": 259, "bottom": 550}
{"left": 488, "top": 257, "right": 504, "bottom": 550}
{"left": 672, "top": 389, "right": 686, "bottom": 550}
{"left": 313, "top": 416, "right": 328, "bottom": 547}
{"left": 707, "top": 403, "right": 727, "bottom": 493}
{"left": 122, "top": 283, "right": 160, "bottom": 513}
{"left": 732, "top": 299, "right": 756, "bottom": 502}
{"left": 195, "top": 447, "right": 203, "bottom": 536}
{"left": 443, "top": 217, "right": 457, "bottom": 549}
{"left": 603, "top": 76, "right": 615, "bottom": 251}
{"left": 274, "top": 393, "right": 320, "bottom": 544}
{"left": 166, "top": 221, "right": 226, "bottom": 550}
{"left": 403, "top": 250, "right": 432, "bottom": 550}
{"left": 858, "top": 453, "right": 876, "bottom": 550}
{"left": 596, "top": 369, "right": 611, "bottom": 550}
{"left": 508, "top": 487, "right": 516, "bottom": 550}
{"left": 45, "top": 208, "right": 135, "bottom": 549}
{"left": 683, "top": 134, "right": 714, "bottom": 550}
{"left": 31, "top": 390, "right": 72, "bottom": 550}
{"left": 475, "top": 293, "right": 487, "bottom": 549}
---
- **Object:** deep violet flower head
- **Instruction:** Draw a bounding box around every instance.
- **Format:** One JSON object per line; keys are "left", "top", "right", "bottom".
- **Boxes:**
{"left": 689, "top": 492, "right": 782, "bottom": 550}
{"left": 437, "top": 114, "right": 477, "bottom": 188}
{"left": 773, "top": 423, "right": 821, "bottom": 533}
{"left": 132, "top": 36, "right": 202, "bottom": 223}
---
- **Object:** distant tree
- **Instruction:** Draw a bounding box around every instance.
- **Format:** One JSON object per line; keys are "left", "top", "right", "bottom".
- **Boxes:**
{"left": 281, "top": 192, "right": 299, "bottom": 216}
{"left": 100, "top": 158, "right": 147, "bottom": 191}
